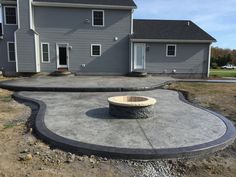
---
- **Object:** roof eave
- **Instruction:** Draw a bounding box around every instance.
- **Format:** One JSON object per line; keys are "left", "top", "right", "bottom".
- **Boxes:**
{"left": 130, "top": 38, "right": 216, "bottom": 43}
{"left": 32, "top": 1, "right": 136, "bottom": 10}
{"left": 0, "top": 0, "right": 17, "bottom": 5}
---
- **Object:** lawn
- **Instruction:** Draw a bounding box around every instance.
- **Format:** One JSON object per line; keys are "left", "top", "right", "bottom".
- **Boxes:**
{"left": 210, "top": 69, "right": 236, "bottom": 78}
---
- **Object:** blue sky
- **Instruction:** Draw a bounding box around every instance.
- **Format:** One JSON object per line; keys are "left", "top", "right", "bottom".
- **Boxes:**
{"left": 0, "top": 1, "right": 235, "bottom": 49}
{"left": 134, "top": 0, "right": 236, "bottom": 49}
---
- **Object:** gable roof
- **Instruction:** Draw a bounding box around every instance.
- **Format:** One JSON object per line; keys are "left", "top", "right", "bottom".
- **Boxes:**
{"left": 33, "top": 0, "right": 137, "bottom": 8}
{"left": 132, "top": 19, "right": 216, "bottom": 42}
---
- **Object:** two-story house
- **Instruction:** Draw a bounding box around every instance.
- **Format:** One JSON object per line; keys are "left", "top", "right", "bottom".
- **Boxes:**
{"left": 0, "top": 0, "right": 216, "bottom": 78}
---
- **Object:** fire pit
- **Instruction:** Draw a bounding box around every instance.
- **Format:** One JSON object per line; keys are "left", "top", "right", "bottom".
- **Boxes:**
{"left": 108, "top": 96, "right": 156, "bottom": 119}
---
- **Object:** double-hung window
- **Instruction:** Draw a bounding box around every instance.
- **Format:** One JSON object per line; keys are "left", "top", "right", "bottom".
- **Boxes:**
{"left": 41, "top": 43, "right": 50, "bottom": 63}
{"left": 91, "top": 44, "right": 101, "bottom": 56}
{"left": 4, "top": 7, "right": 17, "bottom": 25}
{"left": 7, "top": 42, "right": 15, "bottom": 62}
{"left": 92, "top": 10, "right": 104, "bottom": 27}
{"left": 166, "top": 44, "right": 177, "bottom": 57}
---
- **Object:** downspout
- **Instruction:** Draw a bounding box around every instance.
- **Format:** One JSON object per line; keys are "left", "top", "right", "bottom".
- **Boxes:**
{"left": 29, "top": 0, "right": 40, "bottom": 72}
{"left": 14, "top": 0, "right": 20, "bottom": 72}
{"left": 129, "top": 9, "right": 134, "bottom": 73}
{"left": 207, "top": 43, "right": 212, "bottom": 78}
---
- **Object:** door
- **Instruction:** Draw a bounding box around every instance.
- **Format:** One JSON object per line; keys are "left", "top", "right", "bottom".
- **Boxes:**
{"left": 134, "top": 43, "right": 146, "bottom": 70}
{"left": 57, "top": 44, "right": 69, "bottom": 68}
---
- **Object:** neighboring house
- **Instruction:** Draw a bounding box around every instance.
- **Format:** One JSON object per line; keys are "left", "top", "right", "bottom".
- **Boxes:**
{"left": 0, "top": 0, "right": 216, "bottom": 78}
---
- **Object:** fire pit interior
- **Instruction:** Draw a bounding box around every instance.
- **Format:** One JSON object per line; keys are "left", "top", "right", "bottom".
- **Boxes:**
{"left": 108, "top": 96, "right": 156, "bottom": 119}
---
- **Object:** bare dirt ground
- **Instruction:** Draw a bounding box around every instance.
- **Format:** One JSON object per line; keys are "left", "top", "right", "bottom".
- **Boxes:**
{"left": 0, "top": 77, "right": 236, "bottom": 177}
{"left": 167, "top": 82, "right": 236, "bottom": 177}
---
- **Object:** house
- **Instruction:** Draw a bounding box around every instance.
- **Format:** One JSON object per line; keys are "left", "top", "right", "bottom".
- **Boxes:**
{"left": 0, "top": 0, "right": 216, "bottom": 78}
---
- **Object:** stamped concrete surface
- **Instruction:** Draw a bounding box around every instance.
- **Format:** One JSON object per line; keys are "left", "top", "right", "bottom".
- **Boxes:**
{"left": 0, "top": 76, "right": 174, "bottom": 89}
{"left": 19, "top": 89, "right": 227, "bottom": 150}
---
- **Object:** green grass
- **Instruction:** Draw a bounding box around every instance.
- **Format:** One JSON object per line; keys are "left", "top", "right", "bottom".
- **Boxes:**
{"left": 0, "top": 96, "right": 12, "bottom": 102}
{"left": 210, "top": 69, "right": 236, "bottom": 78}
{"left": 3, "top": 123, "right": 15, "bottom": 129}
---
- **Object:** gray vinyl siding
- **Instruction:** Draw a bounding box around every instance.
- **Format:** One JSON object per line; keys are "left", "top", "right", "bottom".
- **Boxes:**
{"left": 34, "top": 7, "right": 131, "bottom": 74}
{"left": 145, "top": 43, "right": 210, "bottom": 76}
{"left": 15, "top": 0, "right": 37, "bottom": 72}
{"left": 0, "top": 4, "right": 17, "bottom": 72}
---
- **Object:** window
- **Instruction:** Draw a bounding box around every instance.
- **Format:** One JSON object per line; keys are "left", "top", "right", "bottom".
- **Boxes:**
{"left": 92, "top": 10, "right": 104, "bottom": 27}
{"left": 166, "top": 44, "right": 177, "bottom": 57}
{"left": 91, "top": 44, "right": 101, "bottom": 56}
{"left": 4, "top": 7, "right": 17, "bottom": 25}
{"left": 0, "top": 23, "right": 3, "bottom": 36}
{"left": 7, "top": 42, "right": 15, "bottom": 62}
{"left": 41, "top": 43, "right": 50, "bottom": 63}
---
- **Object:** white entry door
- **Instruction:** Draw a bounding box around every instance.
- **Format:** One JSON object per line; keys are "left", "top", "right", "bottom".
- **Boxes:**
{"left": 133, "top": 43, "right": 146, "bottom": 70}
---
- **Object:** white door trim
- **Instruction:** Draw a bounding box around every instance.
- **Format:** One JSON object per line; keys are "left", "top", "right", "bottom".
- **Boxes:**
{"left": 56, "top": 43, "right": 69, "bottom": 69}
{"left": 133, "top": 43, "right": 146, "bottom": 70}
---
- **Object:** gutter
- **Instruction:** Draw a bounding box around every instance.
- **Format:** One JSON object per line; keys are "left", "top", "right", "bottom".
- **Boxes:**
{"left": 32, "top": 1, "right": 137, "bottom": 10}
{"left": 130, "top": 38, "right": 216, "bottom": 43}
{"left": 0, "top": 0, "right": 17, "bottom": 5}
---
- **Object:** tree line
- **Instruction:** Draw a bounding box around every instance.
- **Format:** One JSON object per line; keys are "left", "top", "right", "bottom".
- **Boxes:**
{"left": 211, "top": 47, "right": 236, "bottom": 68}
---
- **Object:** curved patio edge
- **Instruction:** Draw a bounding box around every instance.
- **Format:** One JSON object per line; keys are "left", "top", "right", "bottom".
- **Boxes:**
{"left": 12, "top": 91, "right": 236, "bottom": 160}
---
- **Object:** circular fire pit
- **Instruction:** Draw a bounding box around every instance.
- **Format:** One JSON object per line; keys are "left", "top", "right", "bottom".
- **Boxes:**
{"left": 108, "top": 96, "right": 156, "bottom": 119}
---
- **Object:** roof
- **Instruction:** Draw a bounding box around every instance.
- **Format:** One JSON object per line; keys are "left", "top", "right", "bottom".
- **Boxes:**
{"left": 33, "top": 0, "right": 137, "bottom": 8}
{"left": 132, "top": 19, "right": 216, "bottom": 42}
{"left": 0, "top": 0, "right": 17, "bottom": 4}
{"left": 0, "top": 0, "right": 17, "bottom": 2}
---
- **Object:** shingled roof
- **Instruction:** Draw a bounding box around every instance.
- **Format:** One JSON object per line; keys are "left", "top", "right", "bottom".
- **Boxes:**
{"left": 33, "top": 0, "right": 137, "bottom": 7}
{"left": 132, "top": 19, "right": 216, "bottom": 41}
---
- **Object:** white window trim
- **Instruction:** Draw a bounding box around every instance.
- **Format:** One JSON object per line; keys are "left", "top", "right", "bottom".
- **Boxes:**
{"left": 7, "top": 41, "right": 16, "bottom": 62}
{"left": 4, "top": 6, "right": 17, "bottom": 25}
{"left": 41, "top": 42, "right": 50, "bottom": 63}
{"left": 92, "top": 10, "right": 105, "bottom": 27}
{"left": 91, "top": 44, "right": 102, "bottom": 56}
{"left": 166, "top": 44, "right": 177, "bottom": 57}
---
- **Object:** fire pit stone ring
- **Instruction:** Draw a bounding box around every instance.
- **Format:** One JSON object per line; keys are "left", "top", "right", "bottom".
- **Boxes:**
{"left": 108, "top": 96, "right": 156, "bottom": 119}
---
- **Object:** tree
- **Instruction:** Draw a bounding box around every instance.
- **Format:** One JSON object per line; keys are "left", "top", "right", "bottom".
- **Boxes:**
{"left": 211, "top": 47, "right": 235, "bottom": 67}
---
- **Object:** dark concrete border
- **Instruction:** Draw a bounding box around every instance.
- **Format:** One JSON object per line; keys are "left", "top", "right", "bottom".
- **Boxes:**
{"left": 12, "top": 91, "right": 236, "bottom": 160}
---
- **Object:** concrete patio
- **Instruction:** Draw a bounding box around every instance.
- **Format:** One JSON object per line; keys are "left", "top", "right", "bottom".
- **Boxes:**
{"left": 1, "top": 75, "right": 235, "bottom": 159}
{"left": 0, "top": 76, "right": 175, "bottom": 92}
{"left": 1, "top": 76, "right": 235, "bottom": 93}
{"left": 15, "top": 89, "right": 236, "bottom": 159}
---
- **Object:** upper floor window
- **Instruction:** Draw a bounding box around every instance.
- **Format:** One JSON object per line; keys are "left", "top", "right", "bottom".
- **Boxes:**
{"left": 166, "top": 44, "right": 177, "bottom": 57}
{"left": 4, "top": 6, "right": 17, "bottom": 25}
{"left": 92, "top": 10, "right": 104, "bottom": 27}
{"left": 7, "top": 42, "right": 15, "bottom": 62}
{"left": 41, "top": 43, "right": 50, "bottom": 63}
